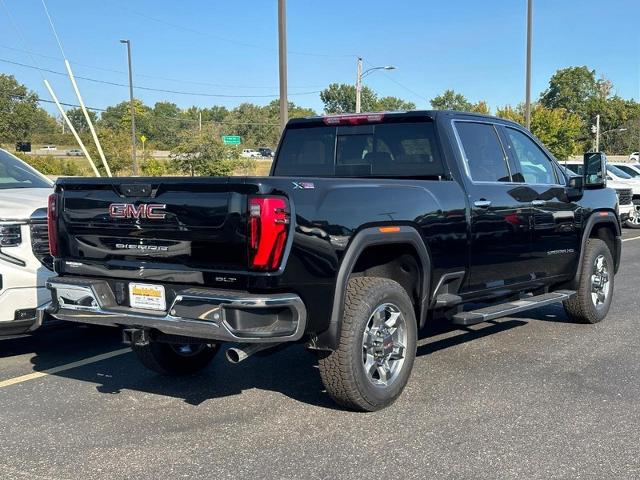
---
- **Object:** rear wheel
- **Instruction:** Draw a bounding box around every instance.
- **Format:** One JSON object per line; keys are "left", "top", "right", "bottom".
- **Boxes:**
{"left": 563, "top": 238, "right": 614, "bottom": 324}
{"left": 317, "top": 277, "right": 417, "bottom": 411}
{"left": 132, "top": 341, "right": 220, "bottom": 375}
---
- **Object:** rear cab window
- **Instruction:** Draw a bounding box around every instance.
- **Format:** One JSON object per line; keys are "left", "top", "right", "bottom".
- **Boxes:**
{"left": 273, "top": 117, "right": 445, "bottom": 178}
{"left": 453, "top": 121, "right": 511, "bottom": 182}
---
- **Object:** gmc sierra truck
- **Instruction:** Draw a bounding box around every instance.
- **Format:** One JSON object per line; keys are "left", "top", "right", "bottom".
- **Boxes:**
{"left": 40, "top": 111, "right": 620, "bottom": 411}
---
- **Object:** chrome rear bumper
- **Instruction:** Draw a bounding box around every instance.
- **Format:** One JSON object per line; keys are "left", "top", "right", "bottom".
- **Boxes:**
{"left": 41, "top": 277, "right": 306, "bottom": 343}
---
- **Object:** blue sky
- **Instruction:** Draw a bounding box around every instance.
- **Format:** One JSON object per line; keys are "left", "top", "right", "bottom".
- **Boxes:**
{"left": 0, "top": 0, "right": 638, "bottom": 115}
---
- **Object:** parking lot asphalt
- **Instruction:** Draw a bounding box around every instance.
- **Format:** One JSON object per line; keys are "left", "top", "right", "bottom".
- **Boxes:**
{"left": 2, "top": 233, "right": 640, "bottom": 479}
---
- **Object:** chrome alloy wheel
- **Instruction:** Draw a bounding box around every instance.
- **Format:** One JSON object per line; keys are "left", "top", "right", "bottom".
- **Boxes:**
{"left": 361, "top": 303, "right": 407, "bottom": 387}
{"left": 629, "top": 203, "right": 640, "bottom": 225}
{"left": 591, "top": 254, "right": 610, "bottom": 308}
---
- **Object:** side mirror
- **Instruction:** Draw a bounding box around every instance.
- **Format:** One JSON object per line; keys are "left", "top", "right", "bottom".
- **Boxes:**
{"left": 583, "top": 152, "right": 606, "bottom": 188}
{"left": 566, "top": 175, "right": 583, "bottom": 201}
{"left": 568, "top": 176, "right": 583, "bottom": 189}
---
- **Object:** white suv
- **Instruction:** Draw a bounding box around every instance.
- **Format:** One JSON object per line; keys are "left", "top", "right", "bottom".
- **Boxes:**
{"left": 240, "top": 149, "right": 260, "bottom": 158}
{"left": 0, "top": 149, "right": 54, "bottom": 335}
{"left": 563, "top": 160, "right": 638, "bottom": 228}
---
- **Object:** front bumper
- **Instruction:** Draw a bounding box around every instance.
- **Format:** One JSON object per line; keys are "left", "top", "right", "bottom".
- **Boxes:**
{"left": 41, "top": 277, "right": 307, "bottom": 343}
{"left": 0, "top": 286, "right": 51, "bottom": 334}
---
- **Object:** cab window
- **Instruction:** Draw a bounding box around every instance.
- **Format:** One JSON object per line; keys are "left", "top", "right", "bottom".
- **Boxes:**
{"left": 504, "top": 127, "right": 558, "bottom": 185}
{"left": 455, "top": 122, "right": 510, "bottom": 182}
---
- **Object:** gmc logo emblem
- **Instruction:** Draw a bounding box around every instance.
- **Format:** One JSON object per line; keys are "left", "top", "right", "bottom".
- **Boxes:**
{"left": 109, "top": 203, "right": 167, "bottom": 220}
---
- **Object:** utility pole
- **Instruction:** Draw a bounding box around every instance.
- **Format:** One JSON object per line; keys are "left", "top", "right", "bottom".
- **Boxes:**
{"left": 199, "top": 111, "right": 202, "bottom": 132}
{"left": 524, "top": 0, "right": 533, "bottom": 130}
{"left": 278, "top": 0, "right": 288, "bottom": 132}
{"left": 120, "top": 39, "right": 137, "bottom": 175}
{"left": 595, "top": 114, "right": 601, "bottom": 151}
{"left": 355, "top": 57, "right": 363, "bottom": 114}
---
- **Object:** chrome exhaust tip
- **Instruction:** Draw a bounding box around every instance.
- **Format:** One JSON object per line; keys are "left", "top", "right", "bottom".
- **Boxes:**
{"left": 225, "top": 343, "right": 278, "bottom": 364}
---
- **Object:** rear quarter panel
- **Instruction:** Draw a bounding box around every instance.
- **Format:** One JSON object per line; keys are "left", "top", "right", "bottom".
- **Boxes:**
{"left": 250, "top": 177, "right": 469, "bottom": 334}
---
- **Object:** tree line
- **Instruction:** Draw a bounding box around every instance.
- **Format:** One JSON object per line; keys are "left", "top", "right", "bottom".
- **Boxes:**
{"left": 0, "top": 65, "right": 638, "bottom": 176}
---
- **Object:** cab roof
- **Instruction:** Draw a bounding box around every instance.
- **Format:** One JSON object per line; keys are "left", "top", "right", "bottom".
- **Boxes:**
{"left": 286, "top": 109, "right": 523, "bottom": 129}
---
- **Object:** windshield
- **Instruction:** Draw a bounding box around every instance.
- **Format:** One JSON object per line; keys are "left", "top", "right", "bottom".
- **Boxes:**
{"left": 606, "top": 164, "right": 632, "bottom": 179}
{"left": 614, "top": 164, "right": 640, "bottom": 177}
{"left": 0, "top": 150, "right": 53, "bottom": 189}
{"left": 274, "top": 121, "right": 444, "bottom": 178}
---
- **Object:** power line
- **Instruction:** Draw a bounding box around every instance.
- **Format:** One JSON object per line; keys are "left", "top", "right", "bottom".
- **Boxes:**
{"left": 2, "top": 92, "right": 281, "bottom": 127}
{"left": 362, "top": 58, "right": 427, "bottom": 105}
{"left": 111, "top": 1, "right": 357, "bottom": 59}
{"left": 0, "top": 0, "right": 47, "bottom": 79}
{"left": 0, "top": 44, "right": 325, "bottom": 90}
{"left": 3, "top": 91, "right": 106, "bottom": 111}
{"left": 0, "top": 57, "right": 321, "bottom": 98}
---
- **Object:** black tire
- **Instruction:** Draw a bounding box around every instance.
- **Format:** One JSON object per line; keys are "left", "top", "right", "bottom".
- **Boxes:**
{"left": 563, "top": 238, "right": 614, "bottom": 324}
{"left": 624, "top": 199, "right": 640, "bottom": 229}
{"left": 317, "top": 277, "right": 417, "bottom": 411}
{"left": 132, "top": 341, "right": 220, "bottom": 375}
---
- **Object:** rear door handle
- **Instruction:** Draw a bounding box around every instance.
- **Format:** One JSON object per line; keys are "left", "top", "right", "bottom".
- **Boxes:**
{"left": 532, "top": 200, "right": 546, "bottom": 206}
{"left": 473, "top": 199, "right": 492, "bottom": 208}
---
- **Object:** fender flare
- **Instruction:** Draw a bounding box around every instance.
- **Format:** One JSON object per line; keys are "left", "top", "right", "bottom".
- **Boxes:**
{"left": 315, "top": 226, "right": 431, "bottom": 350}
{"left": 574, "top": 210, "right": 621, "bottom": 283}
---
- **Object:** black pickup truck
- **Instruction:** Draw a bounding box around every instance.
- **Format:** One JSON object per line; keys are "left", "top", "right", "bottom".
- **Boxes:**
{"left": 41, "top": 110, "right": 620, "bottom": 411}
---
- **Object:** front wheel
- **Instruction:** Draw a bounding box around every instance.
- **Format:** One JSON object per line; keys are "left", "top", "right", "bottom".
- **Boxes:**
{"left": 563, "top": 238, "right": 614, "bottom": 324}
{"left": 317, "top": 277, "right": 417, "bottom": 411}
{"left": 624, "top": 200, "right": 640, "bottom": 228}
{"left": 132, "top": 341, "right": 220, "bottom": 375}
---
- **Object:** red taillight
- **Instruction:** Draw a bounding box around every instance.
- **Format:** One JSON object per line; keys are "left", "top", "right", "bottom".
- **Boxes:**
{"left": 322, "top": 113, "right": 384, "bottom": 125}
{"left": 47, "top": 193, "right": 59, "bottom": 257}
{"left": 248, "top": 196, "right": 289, "bottom": 271}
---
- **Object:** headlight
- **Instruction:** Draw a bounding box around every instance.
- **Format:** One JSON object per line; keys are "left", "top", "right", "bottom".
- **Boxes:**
{"left": 0, "top": 224, "right": 22, "bottom": 247}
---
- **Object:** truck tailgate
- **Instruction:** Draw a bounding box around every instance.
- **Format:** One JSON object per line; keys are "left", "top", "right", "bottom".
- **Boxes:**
{"left": 57, "top": 178, "right": 252, "bottom": 274}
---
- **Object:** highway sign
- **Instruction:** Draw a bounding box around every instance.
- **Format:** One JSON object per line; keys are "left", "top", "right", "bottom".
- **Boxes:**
{"left": 222, "top": 135, "right": 241, "bottom": 145}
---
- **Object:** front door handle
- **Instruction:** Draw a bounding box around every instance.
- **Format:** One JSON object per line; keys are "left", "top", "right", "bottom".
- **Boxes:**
{"left": 474, "top": 199, "right": 492, "bottom": 208}
{"left": 532, "top": 200, "right": 546, "bottom": 206}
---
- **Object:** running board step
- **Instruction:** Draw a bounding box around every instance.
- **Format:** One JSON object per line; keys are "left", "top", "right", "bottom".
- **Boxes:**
{"left": 452, "top": 290, "right": 576, "bottom": 326}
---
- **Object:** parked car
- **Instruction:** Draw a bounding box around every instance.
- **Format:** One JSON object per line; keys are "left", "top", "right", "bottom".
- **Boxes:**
{"left": 630, "top": 152, "right": 639, "bottom": 162}
{"left": 42, "top": 111, "right": 620, "bottom": 411}
{"left": 0, "top": 148, "right": 53, "bottom": 335}
{"left": 240, "top": 149, "right": 260, "bottom": 158}
{"left": 258, "top": 147, "right": 274, "bottom": 158}
{"left": 611, "top": 162, "right": 640, "bottom": 177}
{"left": 564, "top": 160, "right": 638, "bottom": 228}
{"left": 66, "top": 149, "right": 83, "bottom": 157}
{"left": 40, "top": 145, "right": 57, "bottom": 151}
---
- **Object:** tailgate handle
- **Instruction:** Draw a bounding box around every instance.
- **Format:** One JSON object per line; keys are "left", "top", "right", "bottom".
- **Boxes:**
{"left": 120, "top": 184, "right": 153, "bottom": 197}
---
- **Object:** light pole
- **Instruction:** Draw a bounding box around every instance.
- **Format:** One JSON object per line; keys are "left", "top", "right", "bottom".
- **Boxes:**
{"left": 600, "top": 127, "right": 628, "bottom": 153}
{"left": 120, "top": 39, "right": 137, "bottom": 175}
{"left": 278, "top": 0, "right": 288, "bottom": 132}
{"left": 355, "top": 57, "right": 395, "bottom": 113}
{"left": 524, "top": 0, "right": 533, "bottom": 130}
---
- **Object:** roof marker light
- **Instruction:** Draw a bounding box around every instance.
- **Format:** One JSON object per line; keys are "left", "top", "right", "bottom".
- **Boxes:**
{"left": 322, "top": 113, "right": 385, "bottom": 126}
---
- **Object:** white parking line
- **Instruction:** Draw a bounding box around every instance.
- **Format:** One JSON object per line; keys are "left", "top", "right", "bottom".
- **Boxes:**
{"left": 0, "top": 348, "right": 130, "bottom": 389}
{"left": 622, "top": 235, "right": 640, "bottom": 243}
